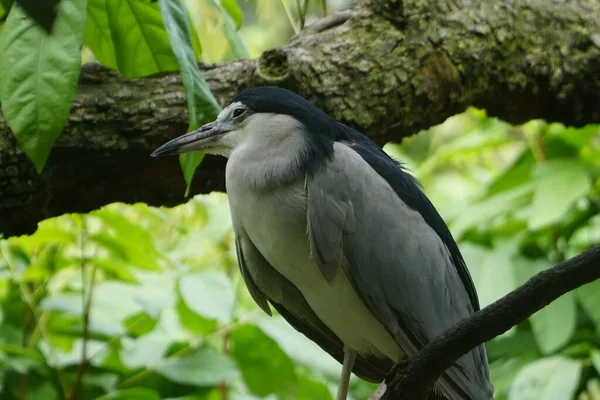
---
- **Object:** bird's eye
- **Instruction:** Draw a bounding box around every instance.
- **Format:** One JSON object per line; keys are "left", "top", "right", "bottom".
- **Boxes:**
{"left": 232, "top": 108, "right": 246, "bottom": 118}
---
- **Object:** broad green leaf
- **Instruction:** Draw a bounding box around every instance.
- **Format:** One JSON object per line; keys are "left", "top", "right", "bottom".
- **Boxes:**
{"left": 451, "top": 184, "right": 533, "bottom": 238}
{"left": 575, "top": 279, "right": 600, "bottom": 330}
{"left": 179, "top": 271, "right": 235, "bottom": 324}
{"left": 592, "top": 350, "right": 600, "bottom": 375}
{"left": 10, "top": 0, "right": 59, "bottom": 32}
{"left": 206, "top": 0, "right": 248, "bottom": 59}
{"left": 254, "top": 316, "right": 341, "bottom": 379}
{"left": 106, "top": 0, "right": 178, "bottom": 78}
{"left": 222, "top": 0, "right": 243, "bottom": 29}
{"left": 97, "top": 388, "right": 161, "bottom": 400}
{"left": 0, "top": 0, "right": 86, "bottom": 172}
{"left": 490, "top": 355, "right": 537, "bottom": 399}
{"left": 154, "top": 347, "right": 239, "bottom": 386}
{"left": 85, "top": 0, "right": 117, "bottom": 69}
{"left": 230, "top": 325, "right": 297, "bottom": 397}
{"left": 158, "top": 0, "right": 220, "bottom": 193}
{"left": 529, "top": 159, "right": 592, "bottom": 230}
{"left": 296, "top": 370, "right": 333, "bottom": 400}
{"left": 513, "top": 257, "right": 575, "bottom": 354}
{"left": 508, "top": 356, "right": 581, "bottom": 400}
{"left": 471, "top": 250, "right": 516, "bottom": 309}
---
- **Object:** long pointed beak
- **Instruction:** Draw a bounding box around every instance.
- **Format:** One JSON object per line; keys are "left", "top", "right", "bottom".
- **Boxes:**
{"left": 151, "top": 120, "right": 232, "bottom": 157}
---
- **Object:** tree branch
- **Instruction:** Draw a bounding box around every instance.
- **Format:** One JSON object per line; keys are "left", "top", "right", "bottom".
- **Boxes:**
{"left": 1, "top": 0, "right": 599, "bottom": 237}
{"left": 382, "top": 245, "right": 600, "bottom": 400}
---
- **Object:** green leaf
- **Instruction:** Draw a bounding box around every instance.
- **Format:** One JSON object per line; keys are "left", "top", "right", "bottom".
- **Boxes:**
{"left": 97, "top": 388, "right": 161, "bottom": 400}
{"left": 575, "top": 279, "right": 600, "bottom": 330}
{"left": 0, "top": 0, "right": 86, "bottom": 172}
{"left": 158, "top": 0, "right": 220, "bottom": 193}
{"left": 206, "top": 0, "right": 248, "bottom": 59}
{"left": 230, "top": 325, "right": 297, "bottom": 397}
{"left": 154, "top": 347, "right": 239, "bottom": 386}
{"left": 106, "top": 0, "right": 178, "bottom": 78}
{"left": 513, "top": 257, "right": 576, "bottom": 354}
{"left": 528, "top": 159, "right": 592, "bottom": 230}
{"left": 254, "top": 316, "right": 341, "bottom": 379}
{"left": 178, "top": 271, "right": 235, "bottom": 324}
{"left": 490, "top": 356, "right": 537, "bottom": 399}
{"left": 508, "top": 356, "right": 581, "bottom": 400}
{"left": 592, "top": 350, "right": 600, "bottom": 375}
{"left": 221, "top": 0, "right": 243, "bottom": 30}
{"left": 84, "top": 0, "right": 117, "bottom": 69}
{"left": 469, "top": 249, "right": 516, "bottom": 309}
{"left": 451, "top": 184, "right": 533, "bottom": 238}
{"left": 12, "top": 0, "right": 59, "bottom": 32}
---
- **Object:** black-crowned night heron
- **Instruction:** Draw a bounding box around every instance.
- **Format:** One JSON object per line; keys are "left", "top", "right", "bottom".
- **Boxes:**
{"left": 152, "top": 87, "right": 493, "bottom": 400}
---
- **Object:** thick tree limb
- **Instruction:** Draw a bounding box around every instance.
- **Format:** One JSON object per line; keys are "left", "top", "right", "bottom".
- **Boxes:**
{"left": 1, "top": 0, "right": 599, "bottom": 236}
{"left": 382, "top": 245, "right": 600, "bottom": 400}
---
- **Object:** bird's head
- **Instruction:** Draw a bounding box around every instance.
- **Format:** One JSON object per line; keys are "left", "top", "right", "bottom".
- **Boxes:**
{"left": 151, "top": 87, "right": 339, "bottom": 160}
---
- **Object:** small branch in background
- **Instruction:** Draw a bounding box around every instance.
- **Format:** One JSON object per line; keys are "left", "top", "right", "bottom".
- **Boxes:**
{"left": 218, "top": 329, "right": 230, "bottom": 400}
{"left": 321, "top": 0, "right": 327, "bottom": 16}
{"left": 1, "top": 243, "right": 69, "bottom": 399}
{"left": 69, "top": 218, "right": 97, "bottom": 400}
{"left": 383, "top": 245, "right": 600, "bottom": 399}
{"left": 20, "top": 303, "right": 31, "bottom": 400}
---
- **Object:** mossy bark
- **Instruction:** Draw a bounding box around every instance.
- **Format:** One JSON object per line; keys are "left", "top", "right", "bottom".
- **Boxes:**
{"left": 1, "top": 0, "right": 599, "bottom": 237}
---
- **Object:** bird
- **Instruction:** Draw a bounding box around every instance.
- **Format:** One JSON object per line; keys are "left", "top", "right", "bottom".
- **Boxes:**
{"left": 151, "top": 87, "right": 493, "bottom": 400}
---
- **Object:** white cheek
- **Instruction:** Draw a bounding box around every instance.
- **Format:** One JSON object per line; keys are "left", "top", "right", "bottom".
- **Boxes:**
{"left": 211, "top": 130, "right": 245, "bottom": 158}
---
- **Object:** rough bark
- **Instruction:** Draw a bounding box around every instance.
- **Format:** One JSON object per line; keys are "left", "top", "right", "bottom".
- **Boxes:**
{"left": 1, "top": 0, "right": 599, "bottom": 236}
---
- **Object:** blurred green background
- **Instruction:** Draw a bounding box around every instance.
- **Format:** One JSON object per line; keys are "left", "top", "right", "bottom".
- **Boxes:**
{"left": 1, "top": 0, "right": 600, "bottom": 399}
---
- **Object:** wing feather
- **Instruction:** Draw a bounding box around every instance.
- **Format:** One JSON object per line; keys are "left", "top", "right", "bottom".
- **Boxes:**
{"left": 234, "top": 228, "right": 392, "bottom": 382}
{"left": 307, "top": 142, "right": 492, "bottom": 400}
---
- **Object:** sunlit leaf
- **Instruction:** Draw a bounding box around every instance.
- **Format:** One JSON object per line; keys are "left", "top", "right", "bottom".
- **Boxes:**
{"left": 154, "top": 347, "right": 239, "bottom": 386}
{"left": 513, "top": 257, "right": 576, "bottom": 354}
{"left": 230, "top": 324, "right": 297, "bottom": 397}
{"left": 85, "top": 0, "right": 117, "bottom": 69}
{"left": 206, "top": 0, "right": 248, "bottom": 59}
{"left": 178, "top": 271, "right": 235, "bottom": 324}
{"left": 575, "top": 280, "right": 600, "bottom": 330}
{"left": 254, "top": 316, "right": 341, "bottom": 379}
{"left": 470, "top": 250, "right": 516, "bottom": 309}
{"left": 592, "top": 350, "right": 600, "bottom": 375}
{"left": 222, "top": 0, "right": 243, "bottom": 29}
{"left": 106, "top": 0, "right": 178, "bottom": 78}
{"left": 451, "top": 184, "right": 533, "bottom": 238}
{"left": 529, "top": 159, "right": 592, "bottom": 230}
{"left": 0, "top": 0, "right": 86, "bottom": 172}
{"left": 489, "top": 355, "right": 537, "bottom": 399}
{"left": 508, "top": 356, "right": 581, "bottom": 400}
{"left": 97, "top": 388, "right": 161, "bottom": 400}
{"left": 158, "top": 0, "right": 221, "bottom": 193}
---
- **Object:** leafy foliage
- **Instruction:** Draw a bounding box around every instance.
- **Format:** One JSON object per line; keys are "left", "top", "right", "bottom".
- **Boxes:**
{"left": 0, "top": 0, "right": 86, "bottom": 172}
{"left": 0, "top": 110, "right": 598, "bottom": 399}
{"left": 0, "top": 0, "right": 599, "bottom": 399}
{"left": 0, "top": 0, "right": 246, "bottom": 178}
{"left": 387, "top": 112, "right": 600, "bottom": 400}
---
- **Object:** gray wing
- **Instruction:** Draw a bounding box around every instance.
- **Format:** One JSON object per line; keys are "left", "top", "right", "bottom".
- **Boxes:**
{"left": 307, "top": 143, "right": 492, "bottom": 400}
{"left": 233, "top": 227, "right": 393, "bottom": 381}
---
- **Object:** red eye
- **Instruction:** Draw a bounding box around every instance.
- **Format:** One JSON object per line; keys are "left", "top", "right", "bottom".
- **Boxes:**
{"left": 232, "top": 108, "right": 246, "bottom": 118}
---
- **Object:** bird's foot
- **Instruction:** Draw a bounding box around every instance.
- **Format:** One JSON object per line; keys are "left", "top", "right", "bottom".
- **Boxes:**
{"left": 369, "top": 382, "right": 387, "bottom": 400}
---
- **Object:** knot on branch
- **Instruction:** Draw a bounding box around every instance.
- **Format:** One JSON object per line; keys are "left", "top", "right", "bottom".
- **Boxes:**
{"left": 420, "top": 51, "right": 462, "bottom": 111}
{"left": 257, "top": 49, "right": 290, "bottom": 82}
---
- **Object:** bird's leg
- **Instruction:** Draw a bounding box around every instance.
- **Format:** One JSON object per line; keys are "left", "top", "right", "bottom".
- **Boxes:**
{"left": 337, "top": 347, "right": 357, "bottom": 400}
{"left": 368, "top": 382, "right": 387, "bottom": 400}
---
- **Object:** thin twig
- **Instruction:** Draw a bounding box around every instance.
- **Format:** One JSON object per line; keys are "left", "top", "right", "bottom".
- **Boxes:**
{"left": 383, "top": 245, "right": 600, "bottom": 399}
{"left": 69, "top": 218, "right": 97, "bottom": 400}
{"left": 1, "top": 243, "right": 70, "bottom": 400}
